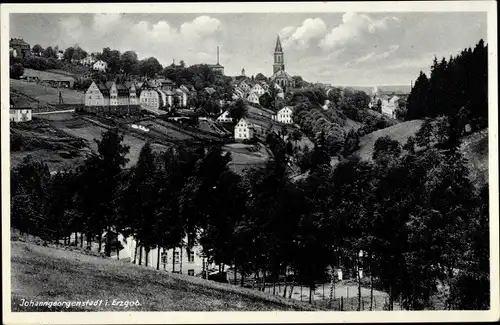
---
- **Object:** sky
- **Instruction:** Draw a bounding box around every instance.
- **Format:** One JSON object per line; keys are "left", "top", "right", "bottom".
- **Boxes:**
{"left": 10, "top": 12, "right": 487, "bottom": 86}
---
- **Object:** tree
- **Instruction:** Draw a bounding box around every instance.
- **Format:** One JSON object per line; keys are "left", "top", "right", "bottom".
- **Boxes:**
{"left": 120, "top": 51, "right": 139, "bottom": 76}
{"left": 415, "top": 118, "right": 433, "bottom": 149}
{"left": 139, "top": 57, "right": 163, "bottom": 78}
{"left": 373, "top": 136, "right": 402, "bottom": 162}
{"left": 32, "top": 44, "right": 43, "bottom": 56}
{"left": 290, "top": 129, "right": 302, "bottom": 147}
{"left": 43, "top": 46, "right": 57, "bottom": 59}
{"left": 72, "top": 46, "right": 88, "bottom": 61}
{"left": 63, "top": 47, "right": 75, "bottom": 62}
{"left": 253, "top": 73, "right": 266, "bottom": 82}
{"left": 375, "top": 99, "right": 382, "bottom": 113}
{"left": 91, "top": 128, "right": 130, "bottom": 257}
{"left": 228, "top": 99, "right": 248, "bottom": 124}
{"left": 342, "top": 129, "right": 360, "bottom": 157}
{"left": 10, "top": 63, "right": 24, "bottom": 79}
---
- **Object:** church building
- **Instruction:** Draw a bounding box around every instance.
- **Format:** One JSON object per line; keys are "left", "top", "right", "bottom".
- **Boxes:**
{"left": 270, "top": 35, "right": 295, "bottom": 90}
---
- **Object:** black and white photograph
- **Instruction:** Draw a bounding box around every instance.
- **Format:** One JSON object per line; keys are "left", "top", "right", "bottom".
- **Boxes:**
{"left": 1, "top": 2, "right": 498, "bottom": 323}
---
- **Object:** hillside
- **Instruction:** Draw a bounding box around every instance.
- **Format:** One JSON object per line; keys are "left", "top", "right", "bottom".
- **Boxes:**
{"left": 10, "top": 113, "right": 169, "bottom": 172}
{"left": 355, "top": 119, "right": 424, "bottom": 160}
{"left": 23, "top": 68, "right": 76, "bottom": 82}
{"left": 10, "top": 79, "right": 84, "bottom": 106}
{"left": 461, "top": 129, "right": 488, "bottom": 186}
{"left": 354, "top": 120, "right": 488, "bottom": 187}
{"left": 11, "top": 241, "right": 320, "bottom": 311}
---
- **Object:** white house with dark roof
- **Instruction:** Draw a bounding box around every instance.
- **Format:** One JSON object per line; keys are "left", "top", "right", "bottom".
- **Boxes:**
{"left": 234, "top": 118, "right": 254, "bottom": 140}
{"left": 216, "top": 110, "right": 233, "bottom": 123}
{"left": 381, "top": 95, "right": 399, "bottom": 118}
{"left": 84, "top": 80, "right": 141, "bottom": 114}
{"left": 239, "top": 80, "right": 251, "bottom": 94}
{"left": 247, "top": 92, "right": 260, "bottom": 105}
{"left": 10, "top": 98, "right": 32, "bottom": 123}
{"left": 92, "top": 60, "right": 108, "bottom": 72}
{"left": 275, "top": 106, "right": 294, "bottom": 124}
{"left": 251, "top": 83, "right": 266, "bottom": 96}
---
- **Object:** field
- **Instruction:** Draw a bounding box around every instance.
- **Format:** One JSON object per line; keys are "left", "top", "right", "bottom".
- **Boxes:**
{"left": 355, "top": 119, "right": 424, "bottom": 160}
{"left": 10, "top": 79, "right": 84, "bottom": 105}
{"left": 10, "top": 113, "right": 170, "bottom": 172}
{"left": 11, "top": 241, "right": 320, "bottom": 311}
{"left": 23, "top": 68, "right": 76, "bottom": 82}
{"left": 224, "top": 143, "right": 271, "bottom": 175}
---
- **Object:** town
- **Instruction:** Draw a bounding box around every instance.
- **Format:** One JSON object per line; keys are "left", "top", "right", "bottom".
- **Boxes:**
{"left": 8, "top": 11, "right": 490, "bottom": 314}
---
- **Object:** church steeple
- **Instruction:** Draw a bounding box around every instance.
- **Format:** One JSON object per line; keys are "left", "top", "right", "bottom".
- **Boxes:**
{"left": 273, "top": 34, "right": 285, "bottom": 74}
{"left": 275, "top": 35, "right": 283, "bottom": 52}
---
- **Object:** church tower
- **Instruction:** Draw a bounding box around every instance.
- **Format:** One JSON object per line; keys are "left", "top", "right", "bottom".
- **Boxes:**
{"left": 273, "top": 35, "right": 285, "bottom": 74}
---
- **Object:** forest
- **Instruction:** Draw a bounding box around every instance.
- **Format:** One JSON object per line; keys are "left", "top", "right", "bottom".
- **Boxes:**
{"left": 11, "top": 113, "right": 489, "bottom": 310}
{"left": 405, "top": 39, "right": 488, "bottom": 131}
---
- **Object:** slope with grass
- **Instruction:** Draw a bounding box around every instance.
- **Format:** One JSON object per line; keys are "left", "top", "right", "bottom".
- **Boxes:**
{"left": 354, "top": 119, "right": 424, "bottom": 160}
{"left": 10, "top": 79, "right": 84, "bottom": 106}
{"left": 11, "top": 241, "right": 321, "bottom": 311}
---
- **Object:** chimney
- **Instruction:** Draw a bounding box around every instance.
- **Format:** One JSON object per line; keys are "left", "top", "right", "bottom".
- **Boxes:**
{"left": 217, "top": 46, "right": 219, "bottom": 65}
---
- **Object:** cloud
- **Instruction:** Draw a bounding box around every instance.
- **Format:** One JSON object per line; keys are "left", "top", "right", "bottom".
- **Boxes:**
{"left": 93, "top": 13, "right": 122, "bottom": 34}
{"left": 58, "top": 16, "right": 84, "bottom": 44}
{"left": 319, "top": 12, "right": 400, "bottom": 50}
{"left": 57, "top": 14, "right": 225, "bottom": 66}
{"left": 280, "top": 18, "right": 327, "bottom": 49}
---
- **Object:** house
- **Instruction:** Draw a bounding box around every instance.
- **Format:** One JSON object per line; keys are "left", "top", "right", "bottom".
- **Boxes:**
{"left": 9, "top": 48, "right": 18, "bottom": 58}
{"left": 381, "top": 95, "right": 399, "bottom": 118}
{"left": 56, "top": 51, "right": 64, "bottom": 61}
{"left": 92, "top": 60, "right": 108, "bottom": 72}
{"left": 124, "top": 81, "right": 139, "bottom": 105}
{"left": 156, "top": 78, "right": 175, "bottom": 91}
{"left": 9, "top": 38, "right": 31, "bottom": 59}
{"left": 204, "top": 87, "right": 216, "bottom": 96}
{"left": 84, "top": 81, "right": 140, "bottom": 114}
{"left": 233, "top": 87, "right": 245, "bottom": 99}
{"left": 23, "top": 69, "right": 75, "bottom": 88}
{"left": 260, "top": 82, "right": 269, "bottom": 92}
{"left": 247, "top": 92, "right": 261, "bottom": 105}
{"left": 216, "top": 110, "right": 233, "bottom": 123}
{"left": 251, "top": 84, "right": 266, "bottom": 96}
{"left": 275, "top": 106, "right": 294, "bottom": 124}
{"left": 239, "top": 81, "right": 251, "bottom": 93}
{"left": 9, "top": 98, "right": 32, "bottom": 123}
{"left": 139, "top": 81, "right": 163, "bottom": 110}
{"left": 175, "top": 88, "right": 188, "bottom": 107}
{"left": 117, "top": 235, "right": 208, "bottom": 277}
{"left": 80, "top": 54, "right": 96, "bottom": 66}
{"left": 234, "top": 118, "right": 254, "bottom": 140}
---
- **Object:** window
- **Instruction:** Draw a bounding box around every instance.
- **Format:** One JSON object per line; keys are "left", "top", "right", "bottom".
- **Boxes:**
{"left": 161, "top": 252, "right": 168, "bottom": 265}
{"left": 174, "top": 251, "right": 180, "bottom": 263}
{"left": 188, "top": 269, "right": 195, "bottom": 276}
{"left": 188, "top": 251, "right": 195, "bottom": 263}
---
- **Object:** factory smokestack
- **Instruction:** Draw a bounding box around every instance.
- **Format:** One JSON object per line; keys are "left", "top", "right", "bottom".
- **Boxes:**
{"left": 217, "top": 46, "right": 219, "bottom": 65}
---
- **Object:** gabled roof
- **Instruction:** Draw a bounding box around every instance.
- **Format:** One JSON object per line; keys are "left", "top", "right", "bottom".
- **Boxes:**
{"left": 237, "top": 118, "right": 255, "bottom": 129}
{"left": 204, "top": 87, "right": 216, "bottom": 95}
{"left": 10, "top": 96, "right": 33, "bottom": 109}
{"left": 96, "top": 82, "right": 110, "bottom": 95}
{"left": 270, "top": 69, "right": 293, "bottom": 81}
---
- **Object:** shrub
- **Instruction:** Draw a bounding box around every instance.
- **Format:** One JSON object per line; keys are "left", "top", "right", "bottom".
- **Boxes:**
{"left": 10, "top": 63, "right": 25, "bottom": 79}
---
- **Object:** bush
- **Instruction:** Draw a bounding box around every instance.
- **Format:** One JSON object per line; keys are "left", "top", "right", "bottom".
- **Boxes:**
{"left": 10, "top": 63, "right": 25, "bottom": 79}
